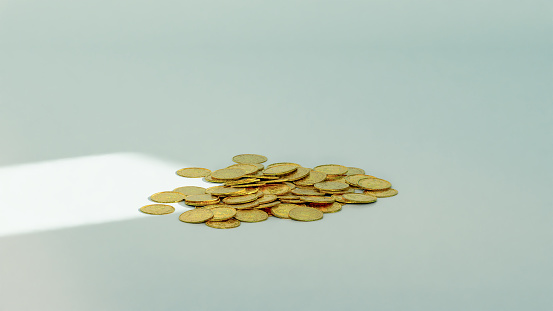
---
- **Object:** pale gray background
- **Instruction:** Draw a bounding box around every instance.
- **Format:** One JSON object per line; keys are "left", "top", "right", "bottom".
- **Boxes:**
{"left": 0, "top": 0, "right": 551, "bottom": 310}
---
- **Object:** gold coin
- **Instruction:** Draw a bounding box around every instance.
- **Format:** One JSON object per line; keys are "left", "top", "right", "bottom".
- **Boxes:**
{"left": 140, "top": 204, "right": 175, "bottom": 215}
{"left": 277, "top": 195, "right": 300, "bottom": 200}
{"left": 345, "top": 174, "right": 377, "bottom": 187}
{"left": 311, "top": 202, "right": 343, "bottom": 213}
{"left": 206, "top": 218, "right": 241, "bottom": 229}
{"left": 172, "top": 186, "right": 206, "bottom": 197}
{"left": 266, "top": 162, "right": 301, "bottom": 168}
{"left": 184, "top": 200, "right": 220, "bottom": 207}
{"left": 313, "top": 164, "right": 348, "bottom": 175}
{"left": 281, "top": 167, "right": 310, "bottom": 181}
{"left": 271, "top": 204, "right": 300, "bottom": 219}
{"left": 150, "top": 191, "right": 186, "bottom": 203}
{"left": 230, "top": 200, "right": 261, "bottom": 210}
{"left": 232, "top": 154, "right": 268, "bottom": 164}
{"left": 224, "top": 178, "right": 260, "bottom": 186}
{"left": 299, "top": 196, "right": 335, "bottom": 204}
{"left": 345, "top": 167, "right": 365, "bottom": 175}
{"left": 223, "top": 193, "right": 261, "bottom": 205}
{"left": 291, "top": 188, "right": 324, "bottom": 196}
{"left": 234, "top": 209, "right": 269, "bottom": 222}
{"left": 203, "top": 174, "right": 225, "bottom": 183}
{"left": 342, "top": 193, "right": 377, "bottom": 203}
{"left": 210, "top": 207, "right": 237, "bottom": 221}
{"left": 211, "top": 168, "right": 247, "bottom": 180}
{"left": 179, "top": 209, "right": 214, "bottom": 223}
{"left": 294, "top": 170, "right": 327, "bottom": 186}
{"left": 331, "top": 194, "right": 350, "bottom": 203}
{"left": 289, "top": 207, "right": 323, "bottom": 221}
{"left": 206, "top": 186, "right": 245, "bottom": 196}
{"left": 260, "top": 183, "right": 291, "bottom": 195}
{"left": 241, "top": 187, "right": 260, "bottom": 195}
{"left": 257, "top": 194, "right": 277, "bottom": 204}
{"left": 257, "top": 201, "right": 280, "bottom": 209}
{"left": 317, "top": 188, "right": 354, "bottom": 195}
{"left": 283, "top": 182, "right": 296, "bottom": 190}
{"left": 185, "top": 194, "right": 220, "bottom": 203}
{"left": 226, "top": 164, "right": 260, "bottom": 175}
{"left": 313, "top": 181, "right": 350, "bottom": 192}
{"left": 325, "top": 175, "right": 346, "bottom": 182}
{"left": 358, "top": 178, "right": 392, "bottom": 190}
{"left": 364, "top": 188, "right": 398, "bottom": 198}
{"left": 263, "top": 164, "right": 298, "bottom": 176}
{"left": 202, "top": 203, "right": 231, "bottom": 209}
{"left": 176, "top": 167, "right": 211, "bottom": 178}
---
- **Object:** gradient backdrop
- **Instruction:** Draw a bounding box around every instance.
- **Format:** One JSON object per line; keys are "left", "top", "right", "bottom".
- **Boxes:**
{"left": 0, "top": 0, "right": 551, "bottom": 310}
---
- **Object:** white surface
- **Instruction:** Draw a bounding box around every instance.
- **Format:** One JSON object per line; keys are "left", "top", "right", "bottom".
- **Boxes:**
{"left": 0, "top": 153, "right": 209, "bottom": 236}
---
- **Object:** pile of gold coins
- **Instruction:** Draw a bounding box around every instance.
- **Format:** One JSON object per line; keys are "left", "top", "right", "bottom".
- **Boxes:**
{"left": 139, "top": 154, "right": 398, "bottom": 229}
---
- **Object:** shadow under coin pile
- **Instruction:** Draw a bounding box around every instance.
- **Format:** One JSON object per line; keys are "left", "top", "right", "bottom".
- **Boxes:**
{"left": 139, "top": 154, "right": 398, "bottom": 229}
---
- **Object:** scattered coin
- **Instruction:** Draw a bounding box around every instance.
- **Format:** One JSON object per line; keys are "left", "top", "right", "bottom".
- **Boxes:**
{"left": 179, "top": 209, "right": 214, "bottom": 223}
{"left": 342, "top": 193, "right": 378, "bottom": 203}
{"left": 206, "top": 186, "right": 245, "bottom": 196}
{"left": 289, "top": 206, "right": 324, "bottom": 222}
{"left": 295, "top": 170, "right": 327, "bottom": 186}
{"left": 313, "top": 181, "right": 350, "bottom": 192}
{"left": 345, "top": 167, "right": 365, "bottom": 175}
{"left": 173, "top": 186, "right": 207, "bottom": 197}
{"left": 211, "top": 168, "right": 247, "bottom": 180}
{"left": 260, "top": 183, "right": 291, "bottom": 195}
{"left": 313, "top": 164, "right": 348, "bottom": 175}
{"left": 257, "top": 194, "right": 278, "bottom": 204}
{"left": 263, "top": 164, "right": 298, "bottom": 176}
{"left": 364, "top": 188, "right": 398, "bottom": 198}
{"left": 257, "top": 201, "right": 280, "bottom": 209}
{"left": 271, "top": 204, "right": 301, "bottom": 219}
{"left": 358, "top": 178, "right": 392, "bottom": 190}
{"left": 232, "top": 154, "right": 268, "bottom": 164}
{"left": 223, "top": 193, "right": 261, "bottom": 205}
{"left": 234, "top": 209, "right": 269, "bottom": 222}
{"left": 176, "top": 167, "right": 211, "bottom": 178}
{"left": 206, "top": 218, "right": 241, "bottom": 229}
{"left": 226, "top": 164, "right": 260, "bottom": 175}
{"left": 140, "top": 204, "right": 175, "bottom": 215}
{"left": 345, "top": 174, "right": 377, "bottom": 187}
{"left": 311, "top": 202, "right": 343, "bottom": 213}
{"left": 150, "top": 191, "right": 186, "bottom": 203}
{"left": 210, "top": 207, "right": 237, "bottom": 221}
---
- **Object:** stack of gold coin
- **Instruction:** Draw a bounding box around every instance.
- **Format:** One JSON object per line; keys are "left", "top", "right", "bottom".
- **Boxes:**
{"left": 139, "top": 154, "right": 398, "bottom": 229}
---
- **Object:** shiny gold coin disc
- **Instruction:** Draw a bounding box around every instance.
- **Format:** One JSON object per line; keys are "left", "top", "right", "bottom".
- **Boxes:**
{"left": 210, "top": 168, "right": 247, "bottom": 180}
{"left": 295, "top": 170, "right": 327, "bottom": 186}
{"left": 313, "top": 181, "right": 350, "bottom": 192}
{"left": 342, "top": 193, "right": 378, "bottom": 203}
{"left": 260, "top": 183, "right": 291, "bottom": 195}
{"left": 258, "top": 201, "right": 280, "bottom": 209}
{"left": 140, "top": 204, "right": 175, "bottom": 215}
{"left": 266, "top": 162, "right": 301, "bottom": 168}
{"left": 230, "top": 200, "right": 261, "bottom": 210}
{"left": 179, "top": 209, "right": 214, "bottom": 223}
{"left": 364, "top": 188, "right": 398, "bottom": 198}
{"left": 234, "top": 209, "right": 269, "bottom": 222}
{"left": 206, "top": 218, "right": 241, "bottom": 229}
{"left": 289, "top": 207, "right": 323, "bottom": 222}
{"left": 257, "top": 194, "right": 277, "bottom": 204}
{"left": 204, "top": 174, "right": 225, "bottom": 183}
{"left": 263, "top": 164, "right": 298, "bottom": 176}
{"left": 210, "top": 207, "right": 237, "bottom": 221}
{"left": 185, "top": 194, "right": 220, "bottom": 204}
{"left": 345, "top": 174, "right": 377, "bottom": 187}
{"left": 271, "top": 204, "right": 300, "bottom": 219}
{"left": 222, "top": 193, "right": 261, "bottom": 205}
{"left": 226, "top": 164, "right": 260, "bottom": 175}
{"left": 345, "top": 167, "right": 365, "bottom": 175}
{"left": 172, "top": 186, "right": 207, "bottom": 197}
{"left": 232, "top": 154, "right": 268, "bottom": 164}
{"left": 206, "top": 186, "right": 245, "bottom": 196}
{"left": 311, "top": 202, "right": 343, "bottom": 213}
{"left": 358, "top": 178, "right": 392, "bottom": 190}
{"left": 282, "top": 167, "right": 311, "bottom": 181}
{"left": 313, "top": 164, "right": 348, "bottom": 175}
{"left": 176, "top": 167, "right": 211, "bottom": 178}
{"left": 150, "top": 191, "right": 186, "bottom": 203}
